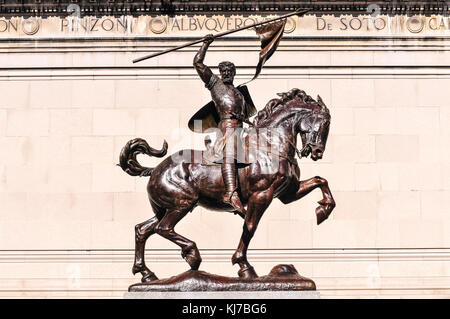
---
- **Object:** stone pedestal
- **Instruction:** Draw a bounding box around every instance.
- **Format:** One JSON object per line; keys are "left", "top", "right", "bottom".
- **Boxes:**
{"left": 127, "top": 264, "right": 318, "bottom": 299}
{"left": 124, "top": 291, "right": 320, "bottom": 299}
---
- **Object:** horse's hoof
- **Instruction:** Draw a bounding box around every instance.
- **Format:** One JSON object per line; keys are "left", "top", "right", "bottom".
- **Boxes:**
{"left": 132, "top": 265, "right": 143, "bottom": 276}
{"left": 141, "top": 271, "right": 158, "bottom": 283}
{"left": 316, "top": 205, "right": 328, "bottom": 225}
{"left": 185, "top": 250, "right": 202, "bottom": 270}
{"left": 182, "top": 246, "right": 202, "bottom": 270}
{"left": 238, "top": 266, "right": 258, "bottom": 279}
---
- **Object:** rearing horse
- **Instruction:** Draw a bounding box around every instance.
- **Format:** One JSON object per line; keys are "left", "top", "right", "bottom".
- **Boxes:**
{"left": 119, "top": 88, "right": 336, "bottom": 282}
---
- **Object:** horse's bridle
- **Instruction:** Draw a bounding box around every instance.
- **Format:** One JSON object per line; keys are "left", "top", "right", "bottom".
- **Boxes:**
{"left": 243, "top": 108, "right": 327, "bottom": 166}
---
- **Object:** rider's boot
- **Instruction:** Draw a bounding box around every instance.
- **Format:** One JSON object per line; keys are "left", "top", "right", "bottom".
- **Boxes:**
{"left": 221, "top": 162, "right": 246, "bottom": 215}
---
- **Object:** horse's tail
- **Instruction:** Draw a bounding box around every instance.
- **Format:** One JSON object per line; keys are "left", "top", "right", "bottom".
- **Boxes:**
{"left": 118, "top": 138, "right": 168, "bottom": 177}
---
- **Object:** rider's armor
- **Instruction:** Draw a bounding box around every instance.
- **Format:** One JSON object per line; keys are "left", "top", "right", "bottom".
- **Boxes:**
{"left": 193, "top": 39, "right": 247, "bottom": 214}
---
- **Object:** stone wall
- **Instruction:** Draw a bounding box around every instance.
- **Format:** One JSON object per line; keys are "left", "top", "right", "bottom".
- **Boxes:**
{"left": 0, "top": 14, "right": 449, "bottom": 298}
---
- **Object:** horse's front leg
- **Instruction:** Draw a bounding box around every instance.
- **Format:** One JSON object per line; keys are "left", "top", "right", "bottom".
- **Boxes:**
{"left": 231, "top": 188, "right": 273, "bottom": 279}
{"left": 280, "top": 176, "right": 336, "bottom": 225}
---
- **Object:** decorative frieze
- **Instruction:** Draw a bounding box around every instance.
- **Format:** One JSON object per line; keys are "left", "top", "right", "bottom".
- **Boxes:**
{"left": 0, "top": 1, "right": 449, "bottom": 18}
{"left": 1, "top": 14, "right": 449, "bottom": 38}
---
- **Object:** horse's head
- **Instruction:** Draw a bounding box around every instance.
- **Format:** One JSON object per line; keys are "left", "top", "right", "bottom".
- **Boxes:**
{"left": 254, "top": 88, "right": 331, "bottom": 161}
{"left": 297, "top": 95, "right": 331, "bottom": 161}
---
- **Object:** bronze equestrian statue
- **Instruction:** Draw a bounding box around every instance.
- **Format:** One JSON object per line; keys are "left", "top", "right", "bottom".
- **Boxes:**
{"left": 119, "top": 69, "right": 336, "bottom": 283}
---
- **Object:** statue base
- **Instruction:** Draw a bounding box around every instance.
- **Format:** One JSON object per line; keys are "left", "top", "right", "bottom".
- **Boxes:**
{"left": 124, "top": 291, "right": 320, "bottom": 299}
{"left": 128, "top": 264, "right": 316, "bottom": 293}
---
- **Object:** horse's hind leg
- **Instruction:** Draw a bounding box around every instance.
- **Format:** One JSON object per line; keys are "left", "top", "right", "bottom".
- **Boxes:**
{"left": 132, "top": 215, "right": 159, "bottom": 282}
{"left": 155, "top": 208, "right": 202, "bottom": 270}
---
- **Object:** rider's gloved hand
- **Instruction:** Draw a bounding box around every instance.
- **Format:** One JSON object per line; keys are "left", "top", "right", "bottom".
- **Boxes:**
{"left": 204, "top": 34, "right": 214, "bottom": 45}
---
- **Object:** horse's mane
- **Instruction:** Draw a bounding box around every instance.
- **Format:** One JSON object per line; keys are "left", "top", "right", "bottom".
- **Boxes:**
{"left": 254, "top": 88, "right": 329, "bottom": 126}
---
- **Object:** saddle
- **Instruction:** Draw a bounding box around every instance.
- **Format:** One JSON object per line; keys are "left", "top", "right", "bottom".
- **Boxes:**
{"left": 201, "top": 129, "right": 250, "bottom": 166}
{"left": 201, "top": 128, "right": 298, "bottom": 167}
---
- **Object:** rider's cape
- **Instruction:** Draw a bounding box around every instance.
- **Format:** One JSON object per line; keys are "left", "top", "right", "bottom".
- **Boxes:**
{"left": 188, "top": 84, "right": 257, "bottom": 133}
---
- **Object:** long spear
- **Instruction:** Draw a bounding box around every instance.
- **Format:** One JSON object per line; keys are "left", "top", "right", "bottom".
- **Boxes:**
{"left": 133, "top": 8, "right": 310, "bottom": 63}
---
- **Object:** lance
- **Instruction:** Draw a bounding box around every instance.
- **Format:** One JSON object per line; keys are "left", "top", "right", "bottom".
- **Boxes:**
{"left": 132, "top": 8, "right": 311, "bottom": 63}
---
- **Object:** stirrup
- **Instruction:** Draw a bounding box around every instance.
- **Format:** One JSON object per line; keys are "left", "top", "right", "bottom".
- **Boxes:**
{"left": 223, "top": 190, "right": 246, "bottom": 214}
{"left": 223, "top": 188, "right": 238, "bottom": 203}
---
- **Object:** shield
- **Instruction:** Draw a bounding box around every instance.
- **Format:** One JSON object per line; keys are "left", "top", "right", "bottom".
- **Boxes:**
{"left": 188, "top": 85, "right": 257, "bottom": 133}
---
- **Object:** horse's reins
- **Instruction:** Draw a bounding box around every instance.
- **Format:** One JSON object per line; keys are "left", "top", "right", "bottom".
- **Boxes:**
{"left": 241, "top": 108, "right": 324, "bottom": 164}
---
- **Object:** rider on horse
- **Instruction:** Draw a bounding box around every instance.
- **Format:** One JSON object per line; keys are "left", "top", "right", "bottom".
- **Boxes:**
{"left": 193, "top": 33, "right": 248, "bottom": 215}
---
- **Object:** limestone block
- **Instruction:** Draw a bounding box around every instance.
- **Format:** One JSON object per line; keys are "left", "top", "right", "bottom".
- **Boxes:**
{"left": 397, "top": 163, "right": 443, "bottom": 191}
{"left": 419, "top": 135, "right": 450, "bottom": 164}
{"left": 440, "top": 105, "right": 450, "bottom": 136}
{"left": 0, "top": 81, "right": 29, "bottom": 109}
{"left": 0, "top": 221, "right": 93, "bottom": 250}
{"left": 23, "top": 193, "right": 71, "bottom": 221}
{"left": 92, "top": 163, "right": 135, "bottom": 193}
{"left": 115, "top": 80, "right": 159, "bottom": 108}
{"left": 444, "top": 221, "right": 450, "bottom": 247}
{"left": 332, "top": 79, "right": 375, "bottom": 108}
{"left": 286, "top": 79, "right": 332, "bottom": 104}
{"left": 355, "top": 164, "right": 380, "bottom": 191}
{"left": 374, "top": 79, "right": 418, "bottom": 108}
{"left": 330, "top": 108, "right": 354, "bottom": 135}
{"left": 417, "top": 79, "right": 450, "bottom": 107}
{"left": 332, "top": 191, "right": 377, "bottom": 220}
{"left": 92, "top": 109, "right": 135, "bottom": 136}
{"left": 112, "top": 192, "right": 152, "bottom": 222}
{"left": 330, "top": 50, "right": 373, "bottom": 66}
{"left": 267, "top": 219, "right": 313, "bottom": 248}
{"left": 287, "top": 192, "right": 322, "bottom": 221}
{"left": 314, "top": 163, "right": 355, "bottom": 191}
{"left": 68, "top": 193, "right": 114, "bottom": 222}
{"left": 443, "top": 163, "right": 450, "bottom": 191}
{"left": 354, "top": 108, "right": 398, "bottom": 135}
{"left": 0, "top": 110, "right": 6, "bottom": 135}
{"left": 312, "top": 220, "right": 377, "bottom": 248}
{"left": 398, "top": 219, "right": 444, "bottom": 247}
{"left": 398, "top": 107, "right": 439, "bottom": 136}
{"left": 90, "top": 221, "right": 135, "bottom": 249}
{"left": 71, "top": 136, "right": 114, "bottom": 165}
{"left": 47, "top": 164, "right": 92, "bottom": 193}
{"left": 266, "top": 198, "right": 291, "bottom": 220}
{"left": 250, "top": 79, "right": 290, "bottom": 107}
{"left": 333, "top": 135, "right": 375, "bottom": 163}
{"left": 377, "top": 163, "right": 400, "bottom": 191}
{"left": 376, "top": 220, "right": 400, "bottom": 247}
{"left": 29, "top": 80, "right": 72, "bottom": 108}
{"left": 6, "top": 110, "right": 49, "bottom": 136}
{"left": 156, "top": 80, "right": 210, "bottom": 107}
{"left": 50, "top": 109, "right": 93, "bottom": 136}
{"left": 135, "top": 108, "right": 181, "bottom": 136}
{"left": 0, "top": 193, "right": 27, "bottom": 220}
{"left": 4, "top": 164, "right": 49, "bottom": 193}
{"left": 179, "top": 210, "right": 245, "bottom": 249}
{"left": 0, "top": 165, "right": 5, "bottom": 193}
{"left": 72, "top": 52, "right": 116, "bottom": 68}
{"left": 0, "top": 137, "right": 30, "bottom": 165}
{"left": 71, "top": 80, "right": 115, "bottom": 108}
{"left": 373, "top": 51, "right": 449, "bottom": 67}
{"left": 377, "top": 191, "right": 421, "bottom": 220}
{"left": 420, "top": 191, "right": 450, "bottom": 219}
{"left": 25, "top": 136, "right": 72, "bottom": 166}
{"left": 375, "top": 135, "right": 419, "bottom": 162}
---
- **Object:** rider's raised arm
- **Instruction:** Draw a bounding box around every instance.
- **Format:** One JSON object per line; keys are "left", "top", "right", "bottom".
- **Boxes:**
{"left": 193, "top": 34, "right": 214, "bottom": 85}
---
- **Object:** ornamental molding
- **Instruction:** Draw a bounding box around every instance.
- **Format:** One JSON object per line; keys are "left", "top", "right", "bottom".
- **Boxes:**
{"left": 0, "top": 1, "right": 449, "bottom": 18}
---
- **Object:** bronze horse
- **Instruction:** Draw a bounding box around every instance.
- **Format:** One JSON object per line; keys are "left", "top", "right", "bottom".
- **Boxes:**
{"left": 119, "top": 88, "right": 335, "bottom": 282}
